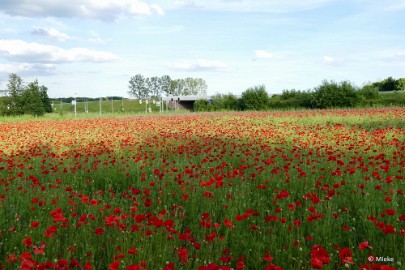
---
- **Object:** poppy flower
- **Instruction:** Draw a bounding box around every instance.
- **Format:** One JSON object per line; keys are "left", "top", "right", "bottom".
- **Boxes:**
{"left": 358, "top": 241, "right": 372, "bottom": 250}
{"left": 21, "top": 237, "right": 33, "bottom": 247}
{"left": 338, "top": 248, "right": 354, "bottom": 264}
{"left": 94, "top": 227, "right": 104, "bottom": 235}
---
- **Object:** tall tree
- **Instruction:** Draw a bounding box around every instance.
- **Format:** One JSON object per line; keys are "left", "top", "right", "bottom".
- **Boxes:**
{"left": 146, "top": 76, "right": 161, "bottom": 98}
{"left": 169, "top": 78, "right": 208, "bottom": 96}
{"left": 159, "top": 75, "right": 172, "bottom": 97}
{"left": 22, "top": 80, "right": 45, "bottom": 116}
{"left": 6, "top": 73, "right": 25, "bottom": 115}
{"left": 194, "top": 78, "right": 208, "bottom": 96}
{"left": 169, "top": 79, "right": 185, "bottom": 96}
{"left": 128, "top": 74, "right": 149, "bottom": 99}
{"left": 39, "top": 85, "right": 53, "bottom": 113}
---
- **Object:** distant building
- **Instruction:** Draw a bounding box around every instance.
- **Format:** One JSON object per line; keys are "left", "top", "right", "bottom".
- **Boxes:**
{"left": 162, "top": 96, "right": 209, "bottom": 111}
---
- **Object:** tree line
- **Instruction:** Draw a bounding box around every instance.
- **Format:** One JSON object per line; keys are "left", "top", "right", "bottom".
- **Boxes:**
{"left": 194, "top": 77, "right": 405, "bottom": 112}
{"left": 128, "top": 74, "right": 207, "bottom": 99}
{"left": 0, "top": 74, "right": 52, "bottom": 116}
{"left": 372, "top": 76, "right": 405, "bottom": 92}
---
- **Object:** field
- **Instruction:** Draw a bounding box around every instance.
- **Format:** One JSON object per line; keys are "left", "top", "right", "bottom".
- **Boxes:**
{"left": 0, "top": 109, "right": 404, "bottom": 270}
{"left": 52, "top": 99, "right": 165, "bottom": 115}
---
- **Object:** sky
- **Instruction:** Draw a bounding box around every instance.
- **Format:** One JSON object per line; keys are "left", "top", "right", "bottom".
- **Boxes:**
{"left": 0, "top": 0, "right": 404, "bottom": 98}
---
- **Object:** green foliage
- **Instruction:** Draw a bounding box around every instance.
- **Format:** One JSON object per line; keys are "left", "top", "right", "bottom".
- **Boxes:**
{"left": 128, "top": 74, "right": 149, "bottom": 99}
{"left": 239, "top": 85, "right": 269, "bottom": 111}
{"left": 1, "top": 74, "right": 51, "bottom": 116}
{"left": 129, "top": 74, "right": 207, "bottom": 98}
{"left": 40, "top": 85, "right": 53, "bottom": 113}
{"left": 5, "top": 73, "right": 24, "bottom": 115}
{"left": 210, "top": 93, "right": 240, "bottom": 111}
{"left": 170, "top": 78, "right": 208, "bottom": 96}
{"left": 396, "top": 78, "right": 405, "bottom": 91}
{"left": 379, "top": 91, "right": 405, "bottom": 106}
{"left": 357, "top": 84, "right": 380, "bottom": 106}
{"left": 193, "top": 93, "right": 240, "bottom": 112}
{"left": 159, "top": 75, "right": 172, "bottom": 97}
{"left": 146, "top": 76, "right": 161, "bottom": 98}
{"left": 22, "top": 81, "right": 45, "bottom": 116}
{"left": 193, "top": 99, "right": 209, "bottom": 112}
{"left": 311, "top": 80, "right": 359, "bottom": 108}
{"left": 269, "top": 89, "right": 313, "bottom": 109}
{"left": 372, "top": 76, "right": 403, "bottom": 92}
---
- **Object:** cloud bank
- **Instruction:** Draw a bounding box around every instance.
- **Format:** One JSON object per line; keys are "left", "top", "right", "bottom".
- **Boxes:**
{"left": 0, "top": 0, "right": 164, "bottom": 20}
{"left": 0, "top": 39, "right": 119, "bottom": 63}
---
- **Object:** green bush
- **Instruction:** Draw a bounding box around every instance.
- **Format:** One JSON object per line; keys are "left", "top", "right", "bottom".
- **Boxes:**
{"left": 311, "top": 80, "right": 359, "bottom": 108}
{"left": 239, "top": 85, "right": 269, "bottom": 111}
{"left": 193, "top": 99, "right": 209, "bottom": 112}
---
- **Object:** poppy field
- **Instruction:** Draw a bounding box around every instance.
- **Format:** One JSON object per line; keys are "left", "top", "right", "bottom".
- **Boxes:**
{"left": 0, "top": 109, "right": 404, "bottom": 270}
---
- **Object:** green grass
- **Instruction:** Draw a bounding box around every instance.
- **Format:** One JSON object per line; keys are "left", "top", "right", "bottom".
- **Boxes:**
{"left": 52, "top": 99, "right": 166, "bottom": 115}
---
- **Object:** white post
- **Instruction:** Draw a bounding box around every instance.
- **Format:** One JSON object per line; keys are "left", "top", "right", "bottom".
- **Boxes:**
{"left": 99, "top": 97, "right": 102, "bottom": 116}
{"left": 74, "top": 93, "right": 77, "bottom": 117}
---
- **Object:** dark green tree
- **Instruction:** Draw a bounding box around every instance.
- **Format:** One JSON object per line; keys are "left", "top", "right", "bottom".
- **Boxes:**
{"left": 240, "top": 85, "right": 269, "bottom": 111}
{"left": 22, "top": 80, "right": 45, "bottom": 116}
{"left": 373, "top": 77, "right": 397, "bottom": 92}
{"left": 39, "top": 85, "right": 53, "bottom": 113}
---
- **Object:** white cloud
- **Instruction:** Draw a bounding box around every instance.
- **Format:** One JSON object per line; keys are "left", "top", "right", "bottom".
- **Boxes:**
{"left": 151, "top": 4, "right": 165, "bottom": 15}
{"left": 175, "top": 0, "right": 204, "bottom": 9}
{"left": 323, "top": 55, "right": 336, "bottom": 64}
{"left": 394, "top": 52, "right": 405, "bottom": 59}
{"left": 168, "top": 59, "right": 227, "bottom": 71}
{"left": 0, "top": 0, "right": 164, "bottom": 20}
{"left": 255, "top": 50, "right": 274, "bottom": 59}
{"left": 31, "top": 27, "right": 72, "bottom": 41}
{"left": 88, "top": 37, "right": 110, "bottom": 44}
{"left": 0, "top": 39, "right": 119, "bottom": 63}
{"left": 173, "top": 0, "right": 335, "bottom": 12}
{"left": 385, "top": 0, "right": 405, "bottom": 11}
{"left": 0, "top": 63, "right": 56, "bottom": 75}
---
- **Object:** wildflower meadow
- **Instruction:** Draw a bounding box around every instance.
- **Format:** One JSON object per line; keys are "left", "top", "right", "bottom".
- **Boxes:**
{"left": 0, "top": 109, "right": 404, "bottom": 269}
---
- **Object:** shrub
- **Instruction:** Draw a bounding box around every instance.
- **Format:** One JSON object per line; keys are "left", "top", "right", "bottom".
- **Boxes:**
{"left": 240, "top": 85, "right": 269, "bottom": 111}
{"left": 312, "top": 80, "right": 359, "bottom": 109}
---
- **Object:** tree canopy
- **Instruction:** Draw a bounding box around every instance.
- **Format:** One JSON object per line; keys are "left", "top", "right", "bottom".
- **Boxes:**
{"left": 0, "top": 74, "right": 52, "bottom": 116}
{"left": 128, "top": 74, "right": 207, "bottom": 98}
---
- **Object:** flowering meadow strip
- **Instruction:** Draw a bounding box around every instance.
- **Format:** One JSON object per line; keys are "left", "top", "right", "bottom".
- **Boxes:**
{"left": 0, "top": 109, "right": 404, "bottom": 269}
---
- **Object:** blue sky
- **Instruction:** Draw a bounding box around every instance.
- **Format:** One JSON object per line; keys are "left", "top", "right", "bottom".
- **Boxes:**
{"left": 0, "top": 0, "right": 404, "bottom": 98}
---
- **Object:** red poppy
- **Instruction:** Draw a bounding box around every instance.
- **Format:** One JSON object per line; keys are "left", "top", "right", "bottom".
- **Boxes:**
{"left": 22, "top": 237, "right": 33, "bottom": 247}
{"left": 338, "top": 248, "right": 354, "bottom": 264}
{"left": 94, "top": 227, "right": 104, "bottom": 235}
{"left": 358, "top": 241, "right": 372, "bottom": 250}
{"left": 177, "top": 247, "right": 188, "bottom": 265}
